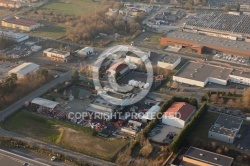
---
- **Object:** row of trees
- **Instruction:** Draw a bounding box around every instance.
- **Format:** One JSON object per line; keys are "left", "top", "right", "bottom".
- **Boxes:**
{"left": 169, "top": 103, "right": 207, "bottom": 152}
{"left": 0, "top": 73, "right": 17, "bottom": 102}
{"left": 0, "top": 37, "right": 15, "bottom": 50}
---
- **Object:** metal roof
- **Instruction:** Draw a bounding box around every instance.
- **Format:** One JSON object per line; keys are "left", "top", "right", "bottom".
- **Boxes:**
{"left": 8, "top": 62, "right": 39, "bottom": 75}
{"left": 31, "top": 97, "right": 59, "bottom": 109}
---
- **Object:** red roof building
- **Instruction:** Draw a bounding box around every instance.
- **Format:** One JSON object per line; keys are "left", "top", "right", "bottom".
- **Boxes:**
{"left": 162, "top": 102, "right": 196, "bottom": 128}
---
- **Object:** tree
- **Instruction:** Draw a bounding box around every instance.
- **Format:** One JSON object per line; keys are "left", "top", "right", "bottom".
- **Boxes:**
{"left": 166, "top": 82, "right": 171, "bottom": 87}
{"left": 227, "top": 99, "right": 235, "bottom": 108}
{"left": 224, "top": 4, "right": 231, "bottom": 12}
{"left": 236, "top": 3, "right": 240, "bottom": 12}
{"left": 71, "top": 70, "right": 80, "bottom": 83}
{"left": 210, "top": 94, "right": 219, "bottom": 104}
{"left": 37, "top": 69, "right": 49, "bottom": 79}
{"left": 171, "top": 81, "right": 179, "bottom": 89}
{"left": 139, "top": 140, "right": 153, "bottom": 157}
{"left": 243, "top": 88, "right": 250, "bottom": 108}
{"left": 113, "top": 2, "right": 120, "bottom": 9}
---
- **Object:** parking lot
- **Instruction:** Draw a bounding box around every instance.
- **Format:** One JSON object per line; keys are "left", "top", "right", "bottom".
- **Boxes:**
{"left": 150, "top": 124, "right": 181, "bottom": 144}
{"left": 213, "top": 54, "right": 250, "bottom": 66}
{"left": 235, "top": 123, "right": 250, "bottom": 151}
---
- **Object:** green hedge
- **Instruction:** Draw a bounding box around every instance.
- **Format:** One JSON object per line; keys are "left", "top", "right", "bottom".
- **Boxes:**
{"left": 168, "top": 103, "right": 208, "bottom": 153}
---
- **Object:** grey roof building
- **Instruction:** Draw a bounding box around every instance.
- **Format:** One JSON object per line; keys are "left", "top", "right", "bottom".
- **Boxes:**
{"left": 209, "top": 115, "right": 243, "bottom": 143}
{"left": 181, "top": 146, "right": 234, "bottom": 166}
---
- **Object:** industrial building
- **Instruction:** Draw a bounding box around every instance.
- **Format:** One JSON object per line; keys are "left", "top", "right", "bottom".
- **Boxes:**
{"left": 0, "top": 0, "right": 21, "bottom": 8}
{"left": 86, "top": 96, "right": 119, "bottom": 120}
{"left": 2, "top": 17, "right": 40, "bottom": 31}
{"left": 77, "top": 47, "right": 93, "bottom": 57}
{"left": 208, "top": 115, "right": 243, "bottom": 144}
{"left": 106, "top": 61, "right": 130, "bottom": 77}
{"left": 8, "top": 62, "right": 40, "bottom": 79}
{"left": 173, "top": 61, "right": 232, "bottom": 87}
{"left": 173, "top": 61, "right": 250, "bottom": 87}
{"left": 43, "top": 48, "right": 71, "bottom": 62}
{"left": 157, "top": 54, "right": 181, "bottom": 70}
{"left": 141, "top": 102, "right": 160, "bottom": 123}
{"left": 31, "top": 97, "right": 59, "bottom": 111}
{"left": 160, "top": 31, "right": 250, "bottom": 56}
{"left": 174, "top": 146, "right": 234, "bottom": 166}
{"left": 162, "top": 102, "right": 196, "bottom": 129}
{"left": 229, "top": 70, "right": 250, "bottom": 85}
{"left": 184, "top": 11, "right": 250, "bottom": 38}
{"left": 0, "top": 30, "right": 29, "bottom": 42}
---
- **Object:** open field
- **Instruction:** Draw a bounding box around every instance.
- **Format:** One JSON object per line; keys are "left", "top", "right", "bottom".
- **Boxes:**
{"left": 31, "top": 24, "right": 72, "bottom": 39}
{"left": 3, "top": 111, "right": 128, "bottom": 161}
{"left": 38, "top": 0, "right": 103, "bottom": 16}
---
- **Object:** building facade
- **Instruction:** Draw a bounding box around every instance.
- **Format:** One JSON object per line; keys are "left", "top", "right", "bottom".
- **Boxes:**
{"left": 2, "top": 17, "right": 40, "bottom": 31}
{"left": 43, "top": 48, "right": 70, "bottom": 62}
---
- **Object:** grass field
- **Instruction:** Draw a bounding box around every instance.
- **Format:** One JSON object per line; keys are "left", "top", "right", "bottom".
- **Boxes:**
{"left": 39, "top": 0, "right": 103, "bottom": 16}
{"left": 3, "top": 111, "right": 128, "bottom": 161}
{"left": 188, "top": 111, "right": 219, "bottom": 142}
{"left": 31, "top": 24, "right": 72, "bottom": 39}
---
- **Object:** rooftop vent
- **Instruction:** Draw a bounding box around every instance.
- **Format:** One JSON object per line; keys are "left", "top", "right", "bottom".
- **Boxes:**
{"left": 200, "top": 153, "right": 204, "bottom": 156}
{"left": 214, "top": 158, "right": 219, "bottom": 161}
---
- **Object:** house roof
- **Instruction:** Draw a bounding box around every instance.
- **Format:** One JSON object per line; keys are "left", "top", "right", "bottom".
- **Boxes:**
{"left": 107, "top": 61, "right": 127, "bottom": 72}
{"left": 31, "top": 97, "right": 59, "bottom": 109}
{"left": 3, "top": 17, "right": 38, "bottom": 27}
{"left": 163, "top": 102, "right": 196, "bottom": 121}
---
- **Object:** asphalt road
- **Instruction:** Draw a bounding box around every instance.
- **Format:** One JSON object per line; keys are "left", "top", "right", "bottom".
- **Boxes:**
{"left": 0, "top": 149, "right": 50, "bottom": 166}
{"left": 0, "top": 71, "right": 72, "bottom": 121}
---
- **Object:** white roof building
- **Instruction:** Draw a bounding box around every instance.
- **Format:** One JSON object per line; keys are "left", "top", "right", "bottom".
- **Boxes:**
{"left": 141, "top": 103, "right": 160, "bottom": 122}
{"left": 77, "top": 47, "right": 93, "bottom": 56}
{"left": 8, "top": 62, "right": 40, "bottom": 79}
{"left": 32, "top": 97, "right": 59, "bottom": 109}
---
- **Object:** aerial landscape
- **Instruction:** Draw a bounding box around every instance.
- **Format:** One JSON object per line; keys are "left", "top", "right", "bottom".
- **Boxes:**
{"left": 0, "top": 0, "right": 250, "bottom": 165}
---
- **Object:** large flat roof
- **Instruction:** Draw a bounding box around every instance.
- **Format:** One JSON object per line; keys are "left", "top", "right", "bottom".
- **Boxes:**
{"left": 231, "top": 70, "right": 250, "bottom": 78}
{"left": 8, "top": 62, "right": 39, "bottom": 75}
{"left": 214, "top": 115, "right": 243, "bottom": 130}
{"left": 210, "top": 125, "right": 236, "bottom": 137}
{"left": 174, "top": 61, "right": 232, "bottom": 82}
{"left": 184, "top": 146, "right": 234, "bottom": 166}
{"left": 163, "top": 31, "right": 250, "bottom": 53}
{"left": 158, "top": 54, "right": 180, "bottom": 64}
{"left": 44, "top": 48, "right": 70, "bottom": 57}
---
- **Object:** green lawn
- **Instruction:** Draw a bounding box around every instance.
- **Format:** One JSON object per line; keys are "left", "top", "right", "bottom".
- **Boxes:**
{"left": 39, "top": 0, "right": 103, "bottom": 16}
{"left": 3, "top": 111, "right": 128, "bottom": 161}
{"left": 31, "top": 24, "right": 72, "bottom": 39}
{"left": 188, "top": 112, "right": 219, "bottom": 142}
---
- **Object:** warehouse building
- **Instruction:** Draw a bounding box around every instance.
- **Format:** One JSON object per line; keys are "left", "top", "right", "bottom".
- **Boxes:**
{"left": 157, "top": 54, "right": 181, "bottom": 70}
{"left": 208, "top": 115, "right": 243, "bottom": 143}
{"left": 229, "top": 70, "right": 250, "bottom": 85}
{"left": 179, "top": 146, "right": 234, "bottom": 166}
{"left": 2, "top": 17, "right": 40, "bottom": 31}
{"left": 141, "top": 102, "right": 160, "bottom": 123}
{"left": 8, "top": 62, "right": 40, "bottom": 79}
{"left": 162, "top": 102, "right": 196, "bottom": 129}
{"left": 173, "top": 61, "right": 232, "bottom": 87}
{"left": 106, "top": 61, "right": 130, "bottom": 77}
{"left": 160, "top": 31, "right": 250, "bottom": 56}
{"left": 174, "top": 61, "right": 250, "bottom": 87}
{"left": 77, "top": 47, "right": 93, "bottom": 57}
{"left": 0, "top": 30, "right": 29, "bottom": 42}
{"left": 43, "top": 48, "right": 70, "bottom": 62}
{"left": 86, "top": 96, "right": 119, "bottom": 120}
{"left": 184, "top": 11, "right": 250, "bottom": 38}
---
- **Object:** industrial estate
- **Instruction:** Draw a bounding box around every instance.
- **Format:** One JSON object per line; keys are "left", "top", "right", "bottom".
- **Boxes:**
{"left": 0, "top": 0, "right": 250, "bottom": 166}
